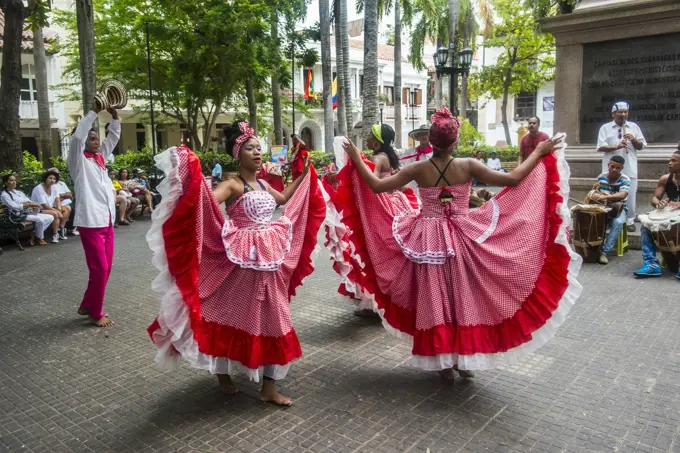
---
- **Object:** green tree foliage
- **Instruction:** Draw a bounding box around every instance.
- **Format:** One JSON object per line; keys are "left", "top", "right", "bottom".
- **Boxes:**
{"left": 55, "top": 0, "right": 278, "bottom": 151}
{"left": 526, "top": 0, "right": 576, "bottom": 18}
{"left": 468, "top": 0, "right": 555, "bottom": 146}
{"left": 0, "top": 0, "right": 51, "bottom": 172}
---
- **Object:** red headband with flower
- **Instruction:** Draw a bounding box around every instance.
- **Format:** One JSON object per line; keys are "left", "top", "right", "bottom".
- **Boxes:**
{"left": 232, "top": 121, "right": 256, "bottom": 159}
{"left": 428, "top": 107, "right": 460, "bottom": 150}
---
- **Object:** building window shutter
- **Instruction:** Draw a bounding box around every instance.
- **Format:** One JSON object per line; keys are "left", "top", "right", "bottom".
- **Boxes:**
{"left": 415, "top": 89, "right": 422, "bottom": 106}
{"left": 402, "top": 88, "right": 409, "bottom": 104}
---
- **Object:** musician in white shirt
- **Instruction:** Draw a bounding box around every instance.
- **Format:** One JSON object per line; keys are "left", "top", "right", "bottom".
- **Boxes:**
{"left": 597, "top": 101, "right": 647, "bottom": 232}
{"left": 67, "top": 101, "right": 120, "bottom": 327}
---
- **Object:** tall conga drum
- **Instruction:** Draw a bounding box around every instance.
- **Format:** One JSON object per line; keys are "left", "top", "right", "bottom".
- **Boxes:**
{"left": 571, "top": 204, "right": 608, "bottom": 263}
{"left": 640, "top": 207, "right": 680, "bottom": 273}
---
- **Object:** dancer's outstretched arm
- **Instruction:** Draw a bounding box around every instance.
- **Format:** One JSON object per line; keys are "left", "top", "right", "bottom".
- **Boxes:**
{"left": 343, "top": 139, "right": 416, "bottom": 193}
{"left": 469, "top": 139, "right": 559, "bottom": 187}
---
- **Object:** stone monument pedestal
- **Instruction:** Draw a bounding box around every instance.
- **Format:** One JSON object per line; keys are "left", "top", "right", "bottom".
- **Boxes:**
{"left": 542, "top": 0, "right": 680, "bottom": 220}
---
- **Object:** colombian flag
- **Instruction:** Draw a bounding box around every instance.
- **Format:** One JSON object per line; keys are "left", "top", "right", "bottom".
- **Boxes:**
{"left": 332, "top": 76, "right": 338, "bottom": 110}
{"left": 304, "top": 69, "right": 316, "bottom": 100}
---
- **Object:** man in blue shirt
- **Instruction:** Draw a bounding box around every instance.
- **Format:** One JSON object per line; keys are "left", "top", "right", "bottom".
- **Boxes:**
{"left": 212, "top": 158, "right": 223, "bottom": 182}
{"left": 591, "top": 155, "right": 630, "bottom": 265}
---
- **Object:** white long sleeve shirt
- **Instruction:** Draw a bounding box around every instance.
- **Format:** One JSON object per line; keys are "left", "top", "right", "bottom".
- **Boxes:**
{"left": 67, "top": 111, "right": 121, "bottom": 228}
{"left": 597, "top": 120, "right": 646, "bottom": 179}
{"left": 1, "top": 189, "right": 30, "bottom": 215}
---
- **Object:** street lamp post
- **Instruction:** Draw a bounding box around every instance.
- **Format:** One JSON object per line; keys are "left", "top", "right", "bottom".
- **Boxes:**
{"left": 379, "top": 101, "right": 385, "bottom": 124}
{"left": 433, "top": 45, "right": 473, "bottom": 115}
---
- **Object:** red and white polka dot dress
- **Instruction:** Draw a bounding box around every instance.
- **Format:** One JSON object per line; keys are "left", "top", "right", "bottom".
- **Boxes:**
{"left": 333, "top": 151, "right": 582, "bottom": 371}
{"left": 147, "top": 146, "right": 325, "bottom": 381}
{"left": 324, "top": 169, "right": 419, "bottom": 310}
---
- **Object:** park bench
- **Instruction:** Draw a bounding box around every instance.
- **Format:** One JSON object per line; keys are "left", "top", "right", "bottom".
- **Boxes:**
{"left": 501, "top": 161, "right": 518, "bottom": 172}
{"left": 0, "top": 204, "right": 35, "bottom": 251}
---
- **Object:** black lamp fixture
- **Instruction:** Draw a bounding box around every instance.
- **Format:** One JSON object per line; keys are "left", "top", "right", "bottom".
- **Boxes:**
{"left": 433, "top": 44, "right": 473, "bottom": 115}
{"left": 379, "top": 101, "right": 386, "bottom": 124}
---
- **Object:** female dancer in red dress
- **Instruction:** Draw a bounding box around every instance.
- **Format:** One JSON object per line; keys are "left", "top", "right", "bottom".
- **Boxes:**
{"left": 335, "top": 107, "right": 582, "bottom": 378}
{"left": 324, "top": 124, "right": 418, "bottom": 316}
{"left": 147, "top": 120, "right": 325, "bottom": 405}
{"left": 290, "top": 135, "right": 307, "bottom": 182}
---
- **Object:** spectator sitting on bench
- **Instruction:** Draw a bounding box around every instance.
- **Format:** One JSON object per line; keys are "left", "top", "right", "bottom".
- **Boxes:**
{"left": 31, "top": 170, "right": 69, "bottom": 242}
{"left": 118, "top": 168, "right": 153, "bottom": 214}
{"left": 133, "top": 168, "right": 160, "bottom": 210}
{"left": 1, "top": 174, "right": 54, "bottom": 246}
{"left": 486, "top": 151, "right": 507, "bottom": 173}
{"left": 48, "top": 167, "right": 79, "bottom": 236}
{"left": 108, "top": 168, "right": 138, "bottom": 224}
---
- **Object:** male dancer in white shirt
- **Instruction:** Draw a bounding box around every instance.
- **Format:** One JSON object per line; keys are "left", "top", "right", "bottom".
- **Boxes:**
{"left": 68, "top": 100, "right": 120, "bottom": 327}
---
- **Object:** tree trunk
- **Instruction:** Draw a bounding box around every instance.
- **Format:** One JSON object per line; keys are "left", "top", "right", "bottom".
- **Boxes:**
{"left": 434, "top": 39, "right": 443, "bottom": 110}
{"left": 448, "top": 0, "right": 458, "bottom": 114}
{"left": 271, "top": 8, "right": 282, "bottom": 145}
{"left": 33, "top": 26, "right": 52, "bottom": 164}
{"left": 334, "top": 0, "right": 347, "bottom": 136}
{"left": 362, "top": 0, "right": 379, "bottom": 141}
{"left": 393, "top": 0, "right": 403, "bottom": 148}
{"left": 340, "top": 0, "right": 353, "bottom": 141}
{"left": 76, "top": 0, "right": 97, "bottom": 120}
{"left": 459, "top": 11, "right": 474, "bottom": 120}
{"left": 319, "top": 0, "right": 334, "bottom": 153}
{"left": 501, "top": 75, "right": 512, "bottom": 146}
{"left": 191, "top": 131, "right": 202, "bottom": 152}
{"left": 460, "top": 74, "right": 468, "bottom": 120}
{"left": 0, "top": 0, "right": 26, "bottom": 172}
{"left": 245, "top": 78, "right": 257, "bottom": 135}
{"left": 201, "top": 104, "right": 222, "bottom": 150}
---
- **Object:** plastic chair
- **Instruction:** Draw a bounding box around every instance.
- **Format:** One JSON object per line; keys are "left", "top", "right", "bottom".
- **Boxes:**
{"left": 616, "top": 219, "right": 628, "bottom": 256}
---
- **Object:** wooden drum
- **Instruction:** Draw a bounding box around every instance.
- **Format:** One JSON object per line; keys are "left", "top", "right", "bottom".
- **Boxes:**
{"left": 571, "top": 204, "right": 608, "bottom": 263}
{"left": 640, "top": 207, "right": 680, "bottom": 273}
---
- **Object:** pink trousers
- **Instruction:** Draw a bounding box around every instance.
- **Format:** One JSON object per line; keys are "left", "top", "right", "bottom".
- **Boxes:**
{"left": 78, "top": 225, "right": 114, "bottom": 320}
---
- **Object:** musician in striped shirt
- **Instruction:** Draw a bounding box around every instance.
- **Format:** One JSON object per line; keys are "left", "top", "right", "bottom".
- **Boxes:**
{"left": 590, "top": 155, "right": 630, "bottom": 265}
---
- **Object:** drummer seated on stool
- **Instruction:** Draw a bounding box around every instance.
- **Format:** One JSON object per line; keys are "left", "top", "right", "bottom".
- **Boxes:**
{"left": 634, "top": 149, "right": 680, "bottom": 278}
{"left": 591, "top": 155, "right": 630, "bottom": 265}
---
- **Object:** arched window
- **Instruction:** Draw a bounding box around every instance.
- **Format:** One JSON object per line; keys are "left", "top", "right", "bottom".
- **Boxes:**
{"left": 300, "top": 127, "right": 314, "bottom": 150}
{"left": 21, "top": 64, "right": 37, "bottom": 101}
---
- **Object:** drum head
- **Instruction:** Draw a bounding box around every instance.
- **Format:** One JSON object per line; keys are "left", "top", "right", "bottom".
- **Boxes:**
{"left": 571, "top": 204, "right": 608, "bottom": 214}
{"left": 640, "top": 207, "right": 680, "bottom": 231}
{"left": 647, "top": 206, "right": 680, "bottom": 221}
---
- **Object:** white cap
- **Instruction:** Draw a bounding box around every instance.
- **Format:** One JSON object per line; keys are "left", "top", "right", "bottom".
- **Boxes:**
{"left": 612, "top": 102, "right": 629, "bottom": 112}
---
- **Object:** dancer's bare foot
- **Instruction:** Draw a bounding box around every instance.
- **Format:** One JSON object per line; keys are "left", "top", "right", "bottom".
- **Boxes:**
{"left": 217, "top": 374, "right": 238, "bottom": 394}
{"left": 260, "top": 380, "right": 292, "bottom": 406}
{"left": 353, "top": 309, "right": 378, "bottom": 317}
{"left": 453, "top": 365, "right": 475, "bottom": 378}
{"left": 78, "top": 308, "right": 108, "bottom": 317}
{"left": 88, "top": 316, "right": 115, "bottom": 327}
{"left": 439, "top": 368, "right": 456, "bottom": 381}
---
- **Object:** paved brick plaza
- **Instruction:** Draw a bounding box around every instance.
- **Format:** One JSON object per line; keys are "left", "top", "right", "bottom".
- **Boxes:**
{"left": 1, "top": 219, "right": 680, "bottom": 453}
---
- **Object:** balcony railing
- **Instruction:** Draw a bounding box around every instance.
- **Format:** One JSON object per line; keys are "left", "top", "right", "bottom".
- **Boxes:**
{"left": 19, "top": 101, "right": 56, "bottom": 120}
{"left": 382, "top": 104, "right": 423, "bottom": 120}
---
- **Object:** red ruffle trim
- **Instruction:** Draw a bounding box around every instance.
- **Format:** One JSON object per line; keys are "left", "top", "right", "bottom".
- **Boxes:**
{"left": 334, "top": 153, "right": 571, "bottom": 356}
{"left": 288, "top": 164, "right": 325, "bottom": 298}
{"left": 147, "top": 149, "right": 316, "bottom": 368}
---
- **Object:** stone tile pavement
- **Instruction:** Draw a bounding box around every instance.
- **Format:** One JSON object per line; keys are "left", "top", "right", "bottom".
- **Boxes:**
{"left": 1, "top": 219, "right": 680, "bottom": 453}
